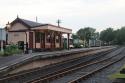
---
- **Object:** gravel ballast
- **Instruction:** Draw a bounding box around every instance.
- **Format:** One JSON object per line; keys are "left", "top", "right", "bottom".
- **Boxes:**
{"left": 82, "top": 51, "right": 125, "bottom": 83}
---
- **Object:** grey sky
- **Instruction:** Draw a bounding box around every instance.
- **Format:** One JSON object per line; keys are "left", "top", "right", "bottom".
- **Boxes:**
{"left": 0, "top": 0, "right": 125, "bottom": 33}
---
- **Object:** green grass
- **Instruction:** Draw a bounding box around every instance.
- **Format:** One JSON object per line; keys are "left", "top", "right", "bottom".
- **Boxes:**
{"left": 0, "top": 51, "right": 4, "bottom": 56}
{"left": 109, "top": 65, "right": 125, "bottom": 79}
{"left": 110, "top": 73, "right": 125, "bottom": 79}
{"left": 0, "top": 45, "right": 23, "bottom": 56}
{"left": 122, "top": 65, "right": 125, "bottom": 69}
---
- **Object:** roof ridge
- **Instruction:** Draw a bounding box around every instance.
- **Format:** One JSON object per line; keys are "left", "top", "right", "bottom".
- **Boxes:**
{"left": 15, "top": 18, "right": 43, "bottom": 28}
{"left": 19, "top": 18, "right": 42, "bottom": 24}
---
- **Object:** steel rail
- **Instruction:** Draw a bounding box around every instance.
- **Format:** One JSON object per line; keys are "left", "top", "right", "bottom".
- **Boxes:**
{"left": 69, "top": 53, "right": 125, "bottom": 83}
{"left": 28, "top": 48, "right": 121, "bottom": 83}
{"left": 0, "top": 47, "right": 114, "bottom": 83}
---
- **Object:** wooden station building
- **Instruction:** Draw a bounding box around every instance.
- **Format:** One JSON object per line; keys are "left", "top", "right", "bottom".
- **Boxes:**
{"left": 6, "top": 17, "right": 72, "bottom": 51}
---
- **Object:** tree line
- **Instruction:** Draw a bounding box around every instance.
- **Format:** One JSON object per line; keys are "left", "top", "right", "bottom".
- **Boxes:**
{"left": 100, "top": 27, "right": 125, "bottom": 45}
{"left": 72, "top": 26, "right": 125, "bottom": 46}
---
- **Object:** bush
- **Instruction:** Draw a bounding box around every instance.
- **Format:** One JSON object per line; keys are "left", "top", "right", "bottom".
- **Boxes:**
{"left": 4, "top": 45, "right": 22, "bottom": 56}
{"left": 73, "top": 43, "right": 83, "bottom": 48}
{"left": 0, "top": 51, "right": 4, "bottom": 56}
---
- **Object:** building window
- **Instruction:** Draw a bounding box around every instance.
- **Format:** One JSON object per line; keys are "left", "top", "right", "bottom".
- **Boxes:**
{"left": 35, "top": 32, "right": 40, "bottom": 43}
{"left": 56, "top": 35, "right": 59, "bottom": 43}
{"left": 46, "top": 34, "right": 51, "bottom": 43}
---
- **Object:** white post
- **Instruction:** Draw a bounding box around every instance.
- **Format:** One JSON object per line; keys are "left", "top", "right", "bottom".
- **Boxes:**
{"left": 99, "top": 40, "right": 101, "bottom": 47}
{"left": 84, "top": 40, "right": 85, "bottom": 47}
{"left": 94, "top": 39, "right": 96, "bottom": 47}
{"left": 1, "top": 41, "right": 3, "bottom": 52}
{"left": 89, "top": 39, "right": 90, "bottom": 47}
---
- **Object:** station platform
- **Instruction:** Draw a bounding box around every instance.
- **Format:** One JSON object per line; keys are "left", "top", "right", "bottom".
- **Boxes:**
{"left": 0, "top": 46, "right": 112, "bottom": 75}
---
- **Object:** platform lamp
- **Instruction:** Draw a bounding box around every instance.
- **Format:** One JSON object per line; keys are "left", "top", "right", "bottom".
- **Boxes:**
{"left": 6, "top": 22, "right": 10, "bottom": 45}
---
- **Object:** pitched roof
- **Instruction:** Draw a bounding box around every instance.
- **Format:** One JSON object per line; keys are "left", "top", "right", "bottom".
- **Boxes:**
{"left": 9, "top": 17, "right": 72, "bottom": 32}
{"left": 20, "top": 18, "right": 42, "bottom": 28}
{"left": 11, "top": 17, "right": 43, "bottom": 28}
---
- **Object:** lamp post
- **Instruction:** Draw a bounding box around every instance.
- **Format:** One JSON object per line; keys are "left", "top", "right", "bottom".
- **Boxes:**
{"left": 57, "top": 19, "right": 61, "bottom": 27}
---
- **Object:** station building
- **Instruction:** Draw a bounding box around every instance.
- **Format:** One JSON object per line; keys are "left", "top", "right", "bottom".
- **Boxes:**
{"left": 6, "top": 17, "right": 72, "bottom": 51}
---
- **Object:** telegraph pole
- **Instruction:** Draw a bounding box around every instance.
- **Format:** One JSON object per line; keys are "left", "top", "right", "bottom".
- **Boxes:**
{"left": 57, "top": 19, "right": 61, "bottom": 27}
{"left": 36, "top": 16, "right": 38, "bottom": 22}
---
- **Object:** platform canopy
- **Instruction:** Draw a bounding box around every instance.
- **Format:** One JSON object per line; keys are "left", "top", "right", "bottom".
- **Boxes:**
{"left": 32, "top": 24, "right": 72, "bottom": 34}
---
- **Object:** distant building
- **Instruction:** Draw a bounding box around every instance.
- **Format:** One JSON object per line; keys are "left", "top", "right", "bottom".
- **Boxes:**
{"left": 73, "top": 39, "right": 83, "bottom": 44}
{"left": 63, "top": 37, "right": 73, "bottom": 49}
{"left": 89, "top": 39, "right": 101, "bottom": 47}
{"left": 0, "top": 28, "right": 6, "bottom": 50}
{"left": 6, "top": 17, "right": 72, "bottom": 51}
{"left": 73, "top": 38, "right": 84, "bottom": 48}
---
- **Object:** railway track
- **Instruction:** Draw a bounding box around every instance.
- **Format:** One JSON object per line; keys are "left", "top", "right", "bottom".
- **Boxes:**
{"left": 68, "top": 50, "right": 125, "bottom": 83}
{"left": 28, "top": 47, "right": 124, "bottom": 83}
{"left": 0, "top": 47, "right": 117, "bottom": 83}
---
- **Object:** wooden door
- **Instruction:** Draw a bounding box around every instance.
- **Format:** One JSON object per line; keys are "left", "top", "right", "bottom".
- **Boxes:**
{"left": 29, "top": 32, "right": 33, "bottom": 49}
{"left": 40, "top": 33, "right": 45, "bottom": 48}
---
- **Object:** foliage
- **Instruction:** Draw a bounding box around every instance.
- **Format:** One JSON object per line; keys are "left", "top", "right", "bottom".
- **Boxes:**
{"left": 73, "top": 43, "right": 83, "bottom": 48}
{"left": 99, "top": 27, "right": 125, "bottom": 45}
{"left": 71, "top": 34, "right": 79, "bottom": 39}
{"left": 115, "top": 27, "right": 125, "bottom": 45}
{"left": 0, "top": 51, "right": 4, "bottom": 56}
{"left": 110, "top": 73, "right": 125, "bottom": 79}
{"left": 93, "top": 32, "right": 100, "bottom": 40}
{"left": 73, "top": 25, "right": 125, "bottom": 46}
{"left": 4, "top": 45, "right": 22, "bottom": 56}
{"left": 100, "top": 28, "right": 115, "bottom": 45}
{"left": 77, "top": 27, "right": 96, "bottom": 45}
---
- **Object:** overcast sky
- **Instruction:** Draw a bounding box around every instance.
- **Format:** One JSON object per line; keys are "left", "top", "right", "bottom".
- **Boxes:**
{"left": 0, "top": 0, "right": 125, "bottom": 33}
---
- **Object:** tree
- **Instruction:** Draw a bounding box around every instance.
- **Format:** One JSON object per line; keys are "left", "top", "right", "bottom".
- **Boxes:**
{"left": 92, "top": 32, "right": 100, "bottom": 40}
{"left": 77, "top": 27, "right": 96, "bottom": 46}
{"left": 71, "top": 34, "right": 79, "bottom": 39}
{"left": 115, "top": 27, "right": 125, "bottom": 45}
{"left": 100, "top": 28, "right": 115, "bottom": 45}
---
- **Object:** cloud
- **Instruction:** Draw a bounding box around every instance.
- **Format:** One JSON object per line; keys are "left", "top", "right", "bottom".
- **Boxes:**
{"left": 0, "top": 0, "right": 125, "bottom": 32}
